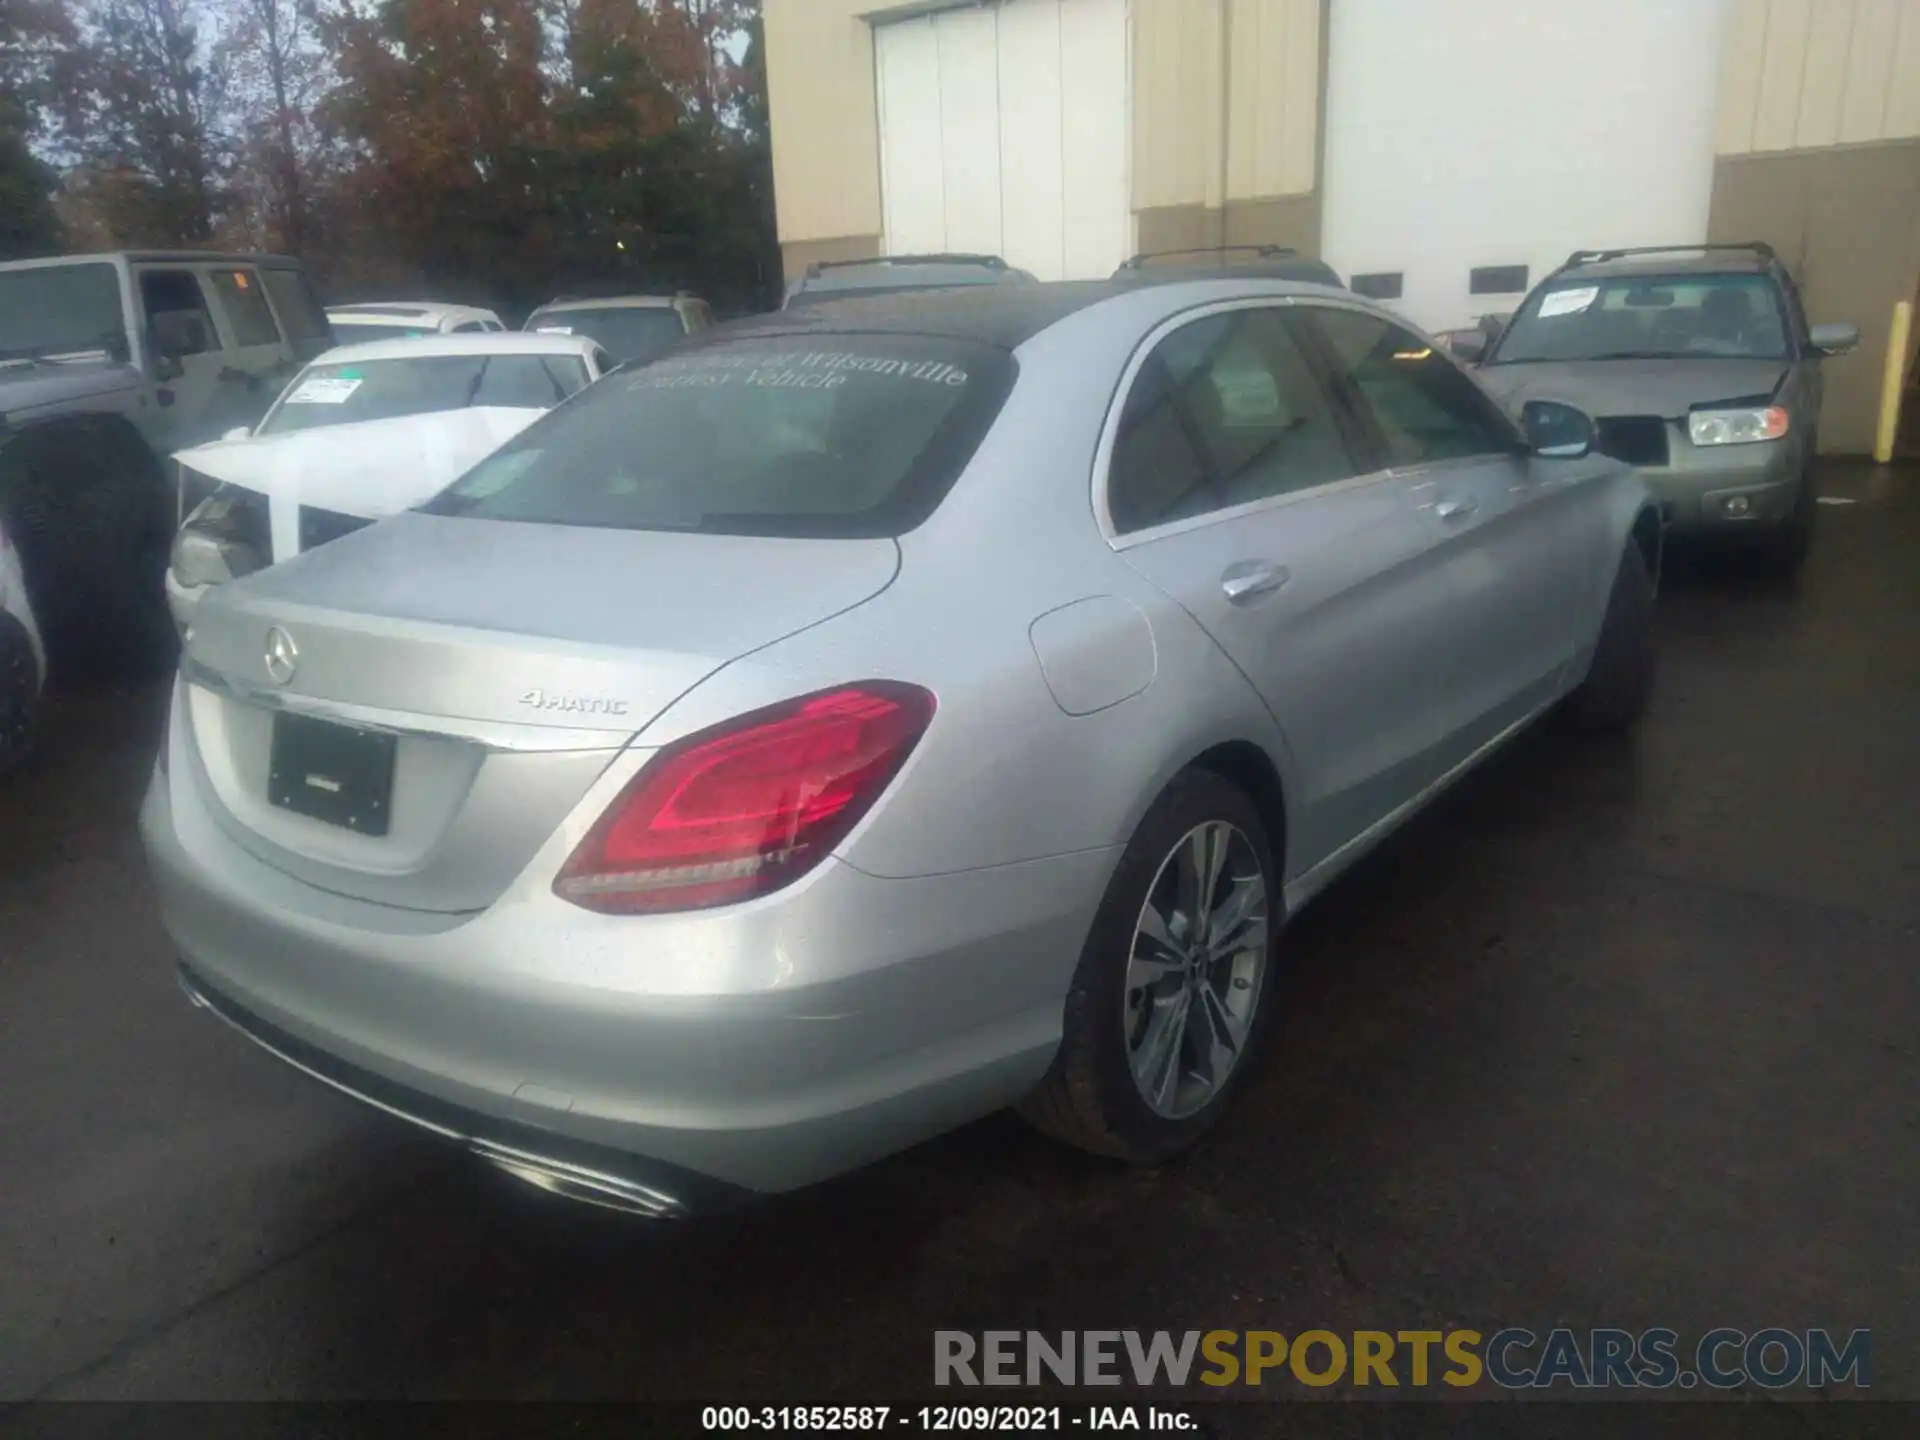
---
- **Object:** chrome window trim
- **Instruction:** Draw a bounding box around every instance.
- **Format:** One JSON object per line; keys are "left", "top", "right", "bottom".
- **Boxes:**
{"left": 1091, "top": 295, "right": 1400, "bottom": 551}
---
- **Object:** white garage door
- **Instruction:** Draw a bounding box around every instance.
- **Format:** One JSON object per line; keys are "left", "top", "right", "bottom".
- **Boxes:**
{"left": 875, "top": 0, "right": 1132, "bottom": 282}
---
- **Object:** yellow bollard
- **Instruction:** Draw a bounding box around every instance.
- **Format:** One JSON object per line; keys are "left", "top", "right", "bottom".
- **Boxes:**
{"left": 1874, "top": 299, "right": 1913, "bottom": 464}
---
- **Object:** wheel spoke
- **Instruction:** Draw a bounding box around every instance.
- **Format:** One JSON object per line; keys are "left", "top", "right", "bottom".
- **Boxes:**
{"left": 1133, "top": 992, "right": 1189, "bottom": 1113}
{"left": 1136, "top": 899, "right": 1184, "bottom": 961}
{"left": 1126, "top": 945, "right": 1184, "bottom": 993}
{"left": 1193, "top": 983, "right": 1243, "bottom": 1091}
{"left": 1205, "top": 877, "right": 1266, "bottom": 959}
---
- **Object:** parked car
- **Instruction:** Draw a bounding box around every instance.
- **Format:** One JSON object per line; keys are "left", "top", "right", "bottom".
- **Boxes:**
{"left": 0, "top": 250, "right": 333, "bottom": 673}
{"left": 166, "top": 333, "right": 610, "bottom": 628}
{"left": 0, "top": 514, "right": 46, "bottom": 775}
{"left": 325, "top": 302, "right": 507, "bottom": 345}
{"left": 782, "top": 254, "right": 1038, "bottom": 309}
{"left": 145, "top": 280, "right": 1657, "bottom": 1216}
{"left": 1113, "top": 245, "right": 1345, "bottom": 290}
{"left": 523, "top": 294, "right": 713, "bottom": 366}
{"left": 1476, "top": 243, "right": 1858, "bottom": 573}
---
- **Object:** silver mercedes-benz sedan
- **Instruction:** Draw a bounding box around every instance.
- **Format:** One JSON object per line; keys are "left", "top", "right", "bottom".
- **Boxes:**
{"left": 143, "top": 279, "right": 1660, "bottom": 1215}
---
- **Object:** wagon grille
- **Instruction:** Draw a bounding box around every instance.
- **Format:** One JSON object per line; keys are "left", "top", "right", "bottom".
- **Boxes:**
{"left": 1594, "top": 416, "right": 1671, "bottom": 468}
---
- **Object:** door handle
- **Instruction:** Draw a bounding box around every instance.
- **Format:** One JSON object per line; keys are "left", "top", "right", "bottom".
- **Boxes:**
{"left": 1434, "top": 497, "right": 1478, "bottom": 521}
{"left": 1221, "top": 563, "right": 1290, "bottom": 605}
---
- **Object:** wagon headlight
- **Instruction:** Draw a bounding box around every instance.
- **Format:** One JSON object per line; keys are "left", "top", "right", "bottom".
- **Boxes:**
{"left": 170, "top": 485, "right": 269, "bottom": 588}
{"left": 1688, "top": 405, "right": 1788, "bottom": 446}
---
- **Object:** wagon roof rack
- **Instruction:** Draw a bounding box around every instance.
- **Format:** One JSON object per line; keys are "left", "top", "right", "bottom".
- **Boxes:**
{"left": 1117, "top": 245, "right": 1300, "bottom": 269}
{"left": 1561, "top": 242, "right": 1776, "bottom": 269}
{"left": 803, "top": 253, "right": 1009, "bottom": 278}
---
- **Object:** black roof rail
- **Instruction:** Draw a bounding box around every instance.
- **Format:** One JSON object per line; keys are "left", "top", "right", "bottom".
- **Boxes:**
{"left": 1118, "top": 245, "right": 1301, "bottom": 270}
{"left": 1561, "top": 241, "right": 1776, "bottom": 269}
{"left": 803, "top": 253, "right": 1008, "bottom": 279}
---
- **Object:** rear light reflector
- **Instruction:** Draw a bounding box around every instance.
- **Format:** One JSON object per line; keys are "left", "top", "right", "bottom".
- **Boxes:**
{"left": 554, "top": 682, "right": 936, "bottom": 914}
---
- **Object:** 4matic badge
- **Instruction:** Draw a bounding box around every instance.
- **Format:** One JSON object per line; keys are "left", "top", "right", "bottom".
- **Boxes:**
{"left": 518, "top": 688, "right": 630, "bottom": 717}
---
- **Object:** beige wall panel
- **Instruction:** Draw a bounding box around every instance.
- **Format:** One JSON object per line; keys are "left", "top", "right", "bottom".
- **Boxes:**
{"left": 763, "top": 0, "right": 883, "bottom": 245}
{"left": 1793, "top": 0, "right": 1857, "bottom": 146}
{"left": 1224, "top": 0, "right": 1320, "bottom": 201}
{"left": 1131, "top": 0, "right": 1226, "bottom": 210}
{"left": 1754, "top": 0, "right": 1816, "bottom": 150}
{"left": 1717, "top": 0, "right": 1769, "bottom": 154}
{"left": 1886, "top": 0, "right": 1920, "bottom": 135}
{"left": 1720, "top": 0, "right": 1920, "bottom": 152}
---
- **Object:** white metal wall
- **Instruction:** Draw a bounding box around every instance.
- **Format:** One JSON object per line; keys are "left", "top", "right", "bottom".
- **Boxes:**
{"left": 875, "top": 0, "right": 1132, "bottom": 280}
{"left": 1321, "top": 0, "right": 1736, "bottom": 332}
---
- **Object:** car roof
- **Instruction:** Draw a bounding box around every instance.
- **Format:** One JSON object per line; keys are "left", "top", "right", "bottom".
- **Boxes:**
{"left": 0, "top": 250, "right": 301, "bottom": 271}
{"left": 530, "top": 295, "right": 688, "bottom": 312}
{"left": 326, "top": 302, "right": 496, "bottom": 324}
{"left": 708, "top": 277, "right": 1357, "bottom": 351}
{"left": 306, "top": 333, "right": 600, "bottom": 365}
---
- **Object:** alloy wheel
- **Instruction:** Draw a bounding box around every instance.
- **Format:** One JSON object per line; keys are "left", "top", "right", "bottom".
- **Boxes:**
{"left": 1123, "top": 820, "right": 1270, "bottom": 1119}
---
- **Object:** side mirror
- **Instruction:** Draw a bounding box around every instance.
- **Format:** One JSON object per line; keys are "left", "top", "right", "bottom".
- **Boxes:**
{"left": 154, "top": 354, "right": 184, "bottom": 382}
{"left": 1439, "top": 328, "right": 1488, "bottom": 364}
{"left": 221, "top": 425, "right": 251, "bottom": 442}
{"left": 1522, "top": 399, "right": 1595, "bottom": 459}
{"left": 1808, "top": 322, "right": 1859, "bottom": 356}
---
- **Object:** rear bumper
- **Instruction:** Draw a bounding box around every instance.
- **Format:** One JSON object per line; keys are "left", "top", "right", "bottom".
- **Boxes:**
{"left": 141, "top": 757, "right": 1112, "bottom": 1199}
{"left": 1637, "top": 436, "right": 1803, "bottom": 535}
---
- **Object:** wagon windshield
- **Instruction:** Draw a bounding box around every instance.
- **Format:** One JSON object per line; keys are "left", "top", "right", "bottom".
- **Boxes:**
{"left": 1490, "top": 273, "right": 1790, "bottom": 363}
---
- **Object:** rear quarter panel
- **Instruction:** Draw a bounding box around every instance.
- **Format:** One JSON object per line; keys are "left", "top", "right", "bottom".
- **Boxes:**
{"left": 628, "top": 293, "right": 1303, "bottom": 882}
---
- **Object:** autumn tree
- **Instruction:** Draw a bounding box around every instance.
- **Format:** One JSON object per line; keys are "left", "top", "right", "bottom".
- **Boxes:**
{"left": 326, "top": 0, "right": 556, "bottom": 302}
{"left": 0, "top": 0, "right": 73, "bottom": 256}
{"left": 61, "top": 0, "right": 229, "bottom": 244}
{"left": 218, "top": 0, "right": 328, "bottom": 251}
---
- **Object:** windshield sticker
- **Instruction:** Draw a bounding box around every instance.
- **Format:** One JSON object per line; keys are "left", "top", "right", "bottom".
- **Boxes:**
{"left": 628, "top": 350, "right": 968, "bottom": 393}
{"left": 286, "top": 376, "right": 363, "bottom": 405}
{"left": 535, "top": 325, "right": 574, "bottom": 335}
{"left": 1538, "top": 286, "right": 1600, "bottom": 319}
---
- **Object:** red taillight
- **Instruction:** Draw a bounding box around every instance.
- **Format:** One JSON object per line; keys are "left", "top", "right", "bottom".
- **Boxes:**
{"left": 554, "top": 682, "right": 936, "bottom": 914}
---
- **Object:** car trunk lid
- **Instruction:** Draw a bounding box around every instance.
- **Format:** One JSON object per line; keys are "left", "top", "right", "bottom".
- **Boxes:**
{"left": 181, "top": 513, "right": 900, "bottom": 911}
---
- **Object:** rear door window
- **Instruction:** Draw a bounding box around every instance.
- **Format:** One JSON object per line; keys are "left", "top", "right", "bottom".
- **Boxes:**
{"left": 427, "top": 336, "right": 1013, "bottom": 537}
{"left": 261, "top": 268, "right": 333, "bottom": 346}
{"left": 1107, "top": 307, "right": 1363, "bottom": 535}
{"left": 208, "top": 269, "right": 284, "bottom": 348}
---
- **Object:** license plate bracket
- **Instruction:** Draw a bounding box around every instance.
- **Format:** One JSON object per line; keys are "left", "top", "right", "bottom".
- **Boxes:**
{"left": 268, "top": 712, "right": 396, "bottom": 835}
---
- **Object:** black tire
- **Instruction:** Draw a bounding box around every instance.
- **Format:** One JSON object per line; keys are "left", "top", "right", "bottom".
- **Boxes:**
{"left": 1021, "top": 768, "right": 1281, "bottom": 1163}
{"left": 0, "top": 610, "right": 43, "bottom": 778}
{"left": 1563, "top": 537, "right": 1656, "bottom": 733}
{"left": 0, "top": 419, "right": 175, "bottom": 683}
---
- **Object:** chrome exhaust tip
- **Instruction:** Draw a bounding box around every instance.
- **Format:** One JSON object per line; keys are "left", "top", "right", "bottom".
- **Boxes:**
{"left": 471, "top": 1139, "right": 686, "bottom": 1219}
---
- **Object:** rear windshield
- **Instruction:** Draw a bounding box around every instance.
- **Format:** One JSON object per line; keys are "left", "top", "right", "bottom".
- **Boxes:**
{"left": 425, "top": 335, "right": 1013, "bottom": 537}
{"left": 1491, "top": 273, "right": 1791, "bottom": 363}
{"left": 528, "top": 306, "right": 686, "bottom": 363}
{"left": 328, "top": 322, "right": 431, "bottom": 346}
{"left": 259, "top": 353, "right": 591, "bottom": 435}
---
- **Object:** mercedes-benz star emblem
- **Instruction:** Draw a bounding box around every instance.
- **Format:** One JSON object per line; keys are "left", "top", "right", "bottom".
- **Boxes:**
{"left": 263, "top": 626, "right": 299, "bottom": 685}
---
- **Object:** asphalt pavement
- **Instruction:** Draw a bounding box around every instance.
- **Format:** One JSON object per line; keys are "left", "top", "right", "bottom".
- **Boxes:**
{"left": 2, "top": 462, "right": 1915, "bottom": 1418}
